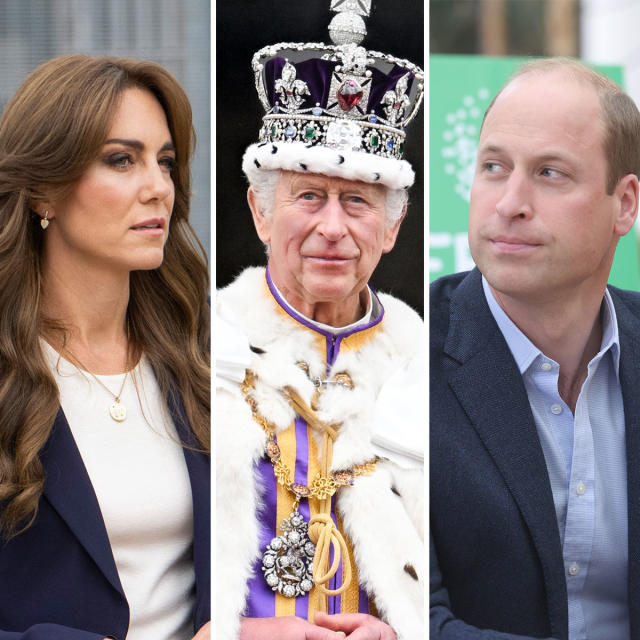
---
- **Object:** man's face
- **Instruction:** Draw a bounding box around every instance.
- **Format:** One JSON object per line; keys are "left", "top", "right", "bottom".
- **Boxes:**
{"left": 250, "top": 171, "right": 402, "bottom": 319}
{"left": 468, "top": 71, "right": 636, "bottom": 304}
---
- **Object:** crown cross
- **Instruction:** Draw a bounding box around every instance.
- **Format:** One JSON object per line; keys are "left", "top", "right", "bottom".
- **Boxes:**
{"left": 330, "top": 0, "right": 372, "bottom": 17}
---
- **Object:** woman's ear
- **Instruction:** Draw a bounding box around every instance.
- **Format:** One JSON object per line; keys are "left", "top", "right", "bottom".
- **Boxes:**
{"left": 31, "top": 201, "right": 55, "bottom": 227}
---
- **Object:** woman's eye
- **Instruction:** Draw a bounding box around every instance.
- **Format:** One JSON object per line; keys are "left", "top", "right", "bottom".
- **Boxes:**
{"left": 301, "top": 192, "right": 317, "bottom": 200}
{"left": 159, "top": 156, "right": 177, "bottom": 171}
{"left": 105, "top": 153, "right": 132, "bottom": 169}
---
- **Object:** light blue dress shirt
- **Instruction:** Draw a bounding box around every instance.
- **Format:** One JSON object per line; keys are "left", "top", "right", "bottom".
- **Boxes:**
{"left": 483, "top": 277, "right": 629, "bottom": 640}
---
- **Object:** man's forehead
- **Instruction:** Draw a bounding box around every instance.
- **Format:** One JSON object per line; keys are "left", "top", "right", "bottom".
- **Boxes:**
{"left": 494, "top": 68, "right": 601, "bottom": 114}
{"left": 482, "top": 70, "right": 605, "bottom": 145}
{"left": 281, "top": 171, "right": 386, "bottom": 195}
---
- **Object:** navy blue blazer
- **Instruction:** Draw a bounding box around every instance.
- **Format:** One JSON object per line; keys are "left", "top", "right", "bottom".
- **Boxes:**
{"left": 430, "top": 269, "right": 640, "bottom": 640}
{"left": 0, "top": 392, "right": 210, "bottom": 640}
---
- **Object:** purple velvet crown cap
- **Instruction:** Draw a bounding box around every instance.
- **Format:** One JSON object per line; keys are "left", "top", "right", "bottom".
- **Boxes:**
{"left": 262, "top": 52, "right": 421, "bottom": 129}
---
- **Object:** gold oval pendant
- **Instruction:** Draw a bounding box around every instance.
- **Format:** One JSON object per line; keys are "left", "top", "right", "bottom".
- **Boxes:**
{"left": 109, "top": 401, "right": 127, "bottom": 422}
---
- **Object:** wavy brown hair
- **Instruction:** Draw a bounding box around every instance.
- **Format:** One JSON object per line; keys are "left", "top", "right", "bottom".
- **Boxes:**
{"left": 0, "top": 55, "right": 210, "bottom": 539}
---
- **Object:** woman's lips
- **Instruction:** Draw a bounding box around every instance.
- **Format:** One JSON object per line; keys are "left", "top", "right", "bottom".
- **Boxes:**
{"left": 130, "top": 218, "right": 165, "bottom": 236}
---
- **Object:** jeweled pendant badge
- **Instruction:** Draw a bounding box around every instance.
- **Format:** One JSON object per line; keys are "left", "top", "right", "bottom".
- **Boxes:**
{"left": 262, "top": 510, "right": 315, "bottom": 597}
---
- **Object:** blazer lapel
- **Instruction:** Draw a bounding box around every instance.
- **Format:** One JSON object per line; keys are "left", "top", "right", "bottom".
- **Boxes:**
{"left": 40, "top": 408, "right": 123, "bottom": 596}
{"left": 168, "top": 391, "right": 211, "bottom": 627}
{"left": 612, "top": 289, "right": 640, "bottom": 638}
{"left": 444, "top": 269, "right": 568, "bottom": 639}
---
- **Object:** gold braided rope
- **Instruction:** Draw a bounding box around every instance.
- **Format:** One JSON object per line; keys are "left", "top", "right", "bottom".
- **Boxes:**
{"left": 240, "top": 369, "right": 378, "bottom": 613}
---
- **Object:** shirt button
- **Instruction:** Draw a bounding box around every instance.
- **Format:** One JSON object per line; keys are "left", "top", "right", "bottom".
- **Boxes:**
{"left": 568, "top": 563, "right": 580, "bottom": 576}
{"left": 541, "top": 362, "right": 552, "bottom": 371}
{"left": 550, "top": 404, "right": 563, "bottom": 415}
{"left": 576, "top": 481, "right": 586, "bottom": 496}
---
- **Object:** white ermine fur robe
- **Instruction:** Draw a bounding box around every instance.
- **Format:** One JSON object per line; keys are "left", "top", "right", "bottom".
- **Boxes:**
{"left": 216, "top": 267, "right": 424, "bottom": 639}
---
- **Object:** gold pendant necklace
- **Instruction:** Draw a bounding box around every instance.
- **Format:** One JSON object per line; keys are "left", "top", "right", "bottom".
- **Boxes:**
{"left": 85, "top": 367, "right": 129, "bottom": 422}
{"left": 64, "top": 350, "right": 131, "bottom": 422}
{"left": 106, "top": 372, "right": 129, "bottom": 422}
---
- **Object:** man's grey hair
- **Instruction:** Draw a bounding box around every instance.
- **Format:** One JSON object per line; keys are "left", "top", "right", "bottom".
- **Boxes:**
{"left": 249, "top": 169, "right": 408, "bottom": 227}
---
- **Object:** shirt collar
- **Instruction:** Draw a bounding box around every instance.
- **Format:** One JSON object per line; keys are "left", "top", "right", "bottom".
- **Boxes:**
{"left": 482, "top": 276, "right": 620, "bottom": 378}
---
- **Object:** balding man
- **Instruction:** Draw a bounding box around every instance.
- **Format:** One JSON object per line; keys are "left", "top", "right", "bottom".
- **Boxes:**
{"left": 431, "top": 58, "right": 640, "bottom": 640}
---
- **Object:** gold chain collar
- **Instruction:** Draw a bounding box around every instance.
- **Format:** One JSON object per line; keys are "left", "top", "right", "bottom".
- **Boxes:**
{"left": 240, "top": 365, "right": 378, "bottom": 604}
{"left": 240, "top": 368, "right": 377, "bottom": 509}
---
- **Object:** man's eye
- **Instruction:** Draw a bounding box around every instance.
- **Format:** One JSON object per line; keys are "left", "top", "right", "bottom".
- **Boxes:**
{"left": 540, "top": 167, "right": 562, "bottom": 178}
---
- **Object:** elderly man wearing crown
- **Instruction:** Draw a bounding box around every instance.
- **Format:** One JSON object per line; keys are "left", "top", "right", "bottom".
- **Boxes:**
{"left": 216, "top": 2, "right": 424, "bottom": 639}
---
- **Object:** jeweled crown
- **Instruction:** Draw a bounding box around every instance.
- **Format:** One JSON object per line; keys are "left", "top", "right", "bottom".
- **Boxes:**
{"left": 251, "top": 0, "right": 424, "bottom": 162}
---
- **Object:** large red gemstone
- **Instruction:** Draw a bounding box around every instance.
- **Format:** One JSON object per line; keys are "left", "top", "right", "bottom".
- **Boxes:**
{"left": 338, "top": 80, "right": 363, "bottom": 111}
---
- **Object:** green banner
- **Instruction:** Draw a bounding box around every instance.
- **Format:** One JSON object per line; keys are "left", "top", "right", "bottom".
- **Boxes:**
{"left": 429, "top": 54, "right": 640, "bottom": 290}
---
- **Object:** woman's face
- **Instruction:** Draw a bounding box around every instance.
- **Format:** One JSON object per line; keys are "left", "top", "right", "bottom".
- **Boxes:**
{"left": 44, "top": 87, "right": 176, "bottom": 275}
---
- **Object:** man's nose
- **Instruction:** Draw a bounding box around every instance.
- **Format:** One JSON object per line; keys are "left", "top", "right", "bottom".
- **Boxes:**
{"left": 316, "top": 197, "right": 348, "bottom": 241}
{"left": 495, "top": 171, "right": 533, "bottom": 220}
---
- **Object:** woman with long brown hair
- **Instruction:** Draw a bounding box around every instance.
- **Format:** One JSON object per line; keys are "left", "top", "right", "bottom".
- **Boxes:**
{"left": 0, "top": 56, "right": 210, "bottom": 639}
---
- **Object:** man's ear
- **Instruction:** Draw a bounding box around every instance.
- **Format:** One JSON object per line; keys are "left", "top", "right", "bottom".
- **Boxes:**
{"left": 382, "top": 204, "right": 406, "bottom": 253}
{"left": 613, "top": 173, "right": 639, "bottom": 237}
{"left": 247, "top": 187, "right": 271, "bottom": 244}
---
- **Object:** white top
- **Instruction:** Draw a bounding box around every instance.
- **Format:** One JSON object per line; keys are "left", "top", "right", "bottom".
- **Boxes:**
{"left": 43, "top": 343, "right": 196, "bottom": 640}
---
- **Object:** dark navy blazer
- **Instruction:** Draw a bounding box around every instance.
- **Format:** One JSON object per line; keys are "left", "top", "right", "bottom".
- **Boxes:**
{"left": 0, "top": 391, "right": 210, "bottom": 640}
{"left": 430, "top": 269, "right": 640, "bottom": 640}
